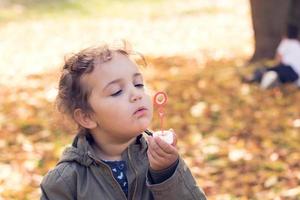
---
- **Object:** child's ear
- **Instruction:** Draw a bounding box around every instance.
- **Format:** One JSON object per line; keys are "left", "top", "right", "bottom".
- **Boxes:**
{"left": 74, "top": 109, "right": 97, "bottom": 129}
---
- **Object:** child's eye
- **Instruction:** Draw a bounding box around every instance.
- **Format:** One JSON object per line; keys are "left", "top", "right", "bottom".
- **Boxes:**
{"left": 135, "top": 84, "right": 144, "bottom": 88}
{"left": 111, "top": 90, "right": 122, "bottom": 96}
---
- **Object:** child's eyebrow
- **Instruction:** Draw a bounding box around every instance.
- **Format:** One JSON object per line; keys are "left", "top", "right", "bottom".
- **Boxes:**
{"left": 103, "top": 72, "right": 142, "bottom": 91}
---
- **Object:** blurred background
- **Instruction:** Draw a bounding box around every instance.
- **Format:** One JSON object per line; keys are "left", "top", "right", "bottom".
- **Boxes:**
{"left": 0, "top": 0, "right": 299, "bottom": 199}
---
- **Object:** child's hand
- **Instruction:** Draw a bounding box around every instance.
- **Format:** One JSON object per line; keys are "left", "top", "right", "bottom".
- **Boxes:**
{"left": 147, "top": 131, "right": 179, "bottom": 171}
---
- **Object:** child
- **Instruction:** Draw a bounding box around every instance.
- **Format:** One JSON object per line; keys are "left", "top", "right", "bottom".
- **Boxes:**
{"left": 40, "top": 43, "right": 207, "bottom": 200}
{"left": 244, "top": 24, "right": 300, "bottom": 89}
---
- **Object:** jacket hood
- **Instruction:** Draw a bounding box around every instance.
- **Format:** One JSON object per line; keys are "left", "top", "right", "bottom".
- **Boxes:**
{"left": 56, "top": 132, "right": 149, "bottom": 167}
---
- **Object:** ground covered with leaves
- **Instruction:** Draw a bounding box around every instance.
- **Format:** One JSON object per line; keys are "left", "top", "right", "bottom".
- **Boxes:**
{"left": 0, "top": 0, "right": 300, "bottom": 199}
{"left": 1, "top": 57, "right": 299, "bottom": 199}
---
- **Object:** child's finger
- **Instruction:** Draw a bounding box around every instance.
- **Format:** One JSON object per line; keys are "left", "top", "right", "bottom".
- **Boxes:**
{"left": 148, "top": 136, "right": 168, "bottom": 158}
{"left": 154, "top": 136, "right": 177, "bottom": 155}
{"left": 147, "top": 140, "right": 168, "bottom": 164}
{"left": 147, "top": 148, "right": 161, "bottom": 167}
{"left": 148, "top": 146, "right": 165, "bottom": 162}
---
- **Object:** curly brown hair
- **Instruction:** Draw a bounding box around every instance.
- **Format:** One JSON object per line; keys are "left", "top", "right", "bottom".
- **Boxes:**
{"left": 56, "top": 43, "right": 146, "bottom": 132}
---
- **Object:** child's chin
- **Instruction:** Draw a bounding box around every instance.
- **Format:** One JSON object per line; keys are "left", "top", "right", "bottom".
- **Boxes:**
{"left": 136, "top": 121, "right": 151, "bottom": 133}
{"left": 138, "top": 124, "right": 150, "bottom": 133}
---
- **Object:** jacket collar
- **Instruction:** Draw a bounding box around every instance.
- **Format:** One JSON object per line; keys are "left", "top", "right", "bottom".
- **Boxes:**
{"left": 57, "top": 132, "right": 148, "bottom": 167}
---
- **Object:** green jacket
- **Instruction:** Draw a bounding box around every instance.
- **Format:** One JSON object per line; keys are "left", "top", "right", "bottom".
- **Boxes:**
{"left": 40, "top": 134, "right": 207, "bottom": 200}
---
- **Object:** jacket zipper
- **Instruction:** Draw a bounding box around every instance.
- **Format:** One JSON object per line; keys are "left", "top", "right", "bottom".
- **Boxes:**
{"left": 127, "top": 147, "right": 138, "bottom": 200}
{"left": 87, "top": 152, "right": 128, "bottom": 200}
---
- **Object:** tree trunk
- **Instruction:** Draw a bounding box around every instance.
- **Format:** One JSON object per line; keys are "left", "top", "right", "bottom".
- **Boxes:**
{"left": 288, "top": 0, "right": 300, "bottom": 29}
{"left": 249, "top": 0, "right": 291, "bottom": 63}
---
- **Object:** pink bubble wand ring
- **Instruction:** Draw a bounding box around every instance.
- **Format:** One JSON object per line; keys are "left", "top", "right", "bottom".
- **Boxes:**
{"left": 144, "top": 92, "right": 174, "bottom": 144}
{"left": 144, "top": 91, "right": 167, "bottom": 136}
{"left": 153, "top": 91, "right": 168, "bottom": 133}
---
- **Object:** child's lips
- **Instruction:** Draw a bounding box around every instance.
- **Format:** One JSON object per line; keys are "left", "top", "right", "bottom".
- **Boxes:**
{"left": 133, "top": 107, "right": 148, "bottom": 116}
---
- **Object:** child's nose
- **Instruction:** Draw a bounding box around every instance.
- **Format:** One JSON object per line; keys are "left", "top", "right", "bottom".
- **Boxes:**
{"left": 130, "top": 90, "right": 142, "bottom": 102}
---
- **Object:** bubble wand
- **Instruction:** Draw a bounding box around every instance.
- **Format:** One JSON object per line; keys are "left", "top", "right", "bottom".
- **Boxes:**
{"left": 153, "top": 91, "right": 168, "bottom": 133}
{"left": 145, "top": 92, "right": 173, "bottom": 144}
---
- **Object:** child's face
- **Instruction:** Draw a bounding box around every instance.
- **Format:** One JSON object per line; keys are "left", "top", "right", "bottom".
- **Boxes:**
{"left": 83, "top": 52, "right": 153, "bottom": 141}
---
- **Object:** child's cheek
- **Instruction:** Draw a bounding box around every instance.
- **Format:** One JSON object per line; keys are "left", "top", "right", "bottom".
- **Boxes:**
{"left": 149, "top": 107, "right": 154, "bottom": 121}
{"left": 148, "top": 98, "right": 154, "bottom": 116}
